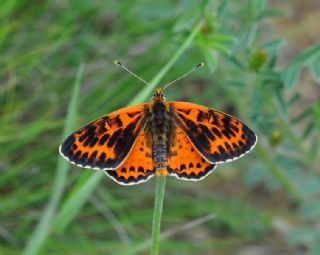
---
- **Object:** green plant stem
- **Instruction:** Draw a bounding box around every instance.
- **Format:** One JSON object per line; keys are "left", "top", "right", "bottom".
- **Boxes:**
{"left": 151, "top": 176, "right": 167, "bottom": 255}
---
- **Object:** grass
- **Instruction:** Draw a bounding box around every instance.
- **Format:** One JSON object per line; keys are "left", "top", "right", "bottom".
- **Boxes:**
{"left": 1, "top": 1, "right": 320, "bottom": 254}
{"left": 23, "top": 64, "right": 84, "bottom": 255}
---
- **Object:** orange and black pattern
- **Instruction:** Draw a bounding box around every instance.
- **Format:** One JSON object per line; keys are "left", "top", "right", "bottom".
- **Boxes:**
{"left": 60, "top": 104, "right": 147, "bottom": 170}
{"left": 106, "top": 131, "right": 155, "bottom": 185}
{"left": 168, "top": 127, "right": 216, "bottom": 180}
{"left": 60, "top": 88, "right": 257, "bottom": 185}
{"left": 171, "top": 101, "right": 257, "bottom": 164}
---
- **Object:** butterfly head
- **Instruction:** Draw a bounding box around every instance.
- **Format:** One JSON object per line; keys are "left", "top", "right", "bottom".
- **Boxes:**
{"left": 152, "top": 88, "right": 166, "bottom": 102}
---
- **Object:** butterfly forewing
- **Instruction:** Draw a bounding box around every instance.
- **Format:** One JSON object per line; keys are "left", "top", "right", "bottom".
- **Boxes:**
{"left": 59, "top": 103, "right": 147, "bottom": 170}
{"left": 170, "top": 101, "right": 257, "bottom": 164}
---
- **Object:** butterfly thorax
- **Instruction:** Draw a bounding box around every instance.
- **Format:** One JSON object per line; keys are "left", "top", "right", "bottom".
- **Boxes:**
{"left": 144, "top": 99, "right": 176, "bottom": 175}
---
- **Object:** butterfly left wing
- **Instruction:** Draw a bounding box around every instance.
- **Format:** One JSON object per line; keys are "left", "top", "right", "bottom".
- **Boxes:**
{"left": 170, "top": 101, "right": 257, "bottom": 164}
{"left": 59, "top": 103, "right": 147, "bottom": 170}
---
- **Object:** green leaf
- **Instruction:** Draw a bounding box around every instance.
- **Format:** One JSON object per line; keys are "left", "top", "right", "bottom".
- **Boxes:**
{"left": 202, "top": 48, "right": 218, "bottom": 73}
{"left": 272, "top": 88, "right": 287, "bottom": 120}
{"left": 291, "top": 108, "right": 313, "bottom": 124}
{"left": 261, "top": 38, "right": 286, "bottom": 54}
{"left": 293, "top": 43, "right": 320, "bottom": 65}
{"left": 251, "top": 0, "right": 266, "bottom": 14}
{"left": 281, "top": 63, "right": 301, "bottom": 89}
{"left": 287, "top": 227, "right": 316, "bottom": 246}
{"left": 207, "top": 33, "right": 238, "bottom": 43}
{"left": 309, "top": 59, "right": 320, "bottom": 83}
{"left": 310, "top": 237, "right": 320, "bottom": 255}
{"left": 205, "top": 41, "right": 233, "bottom": 56}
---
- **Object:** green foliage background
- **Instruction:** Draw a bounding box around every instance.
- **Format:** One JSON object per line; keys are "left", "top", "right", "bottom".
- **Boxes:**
{"left": 1, "top": 0, "right": 320, "bottom": 254}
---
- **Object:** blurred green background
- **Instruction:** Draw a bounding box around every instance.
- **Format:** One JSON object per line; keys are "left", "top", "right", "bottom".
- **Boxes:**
{"left": 1, "top": 0, "right": 320, "bottom": 254}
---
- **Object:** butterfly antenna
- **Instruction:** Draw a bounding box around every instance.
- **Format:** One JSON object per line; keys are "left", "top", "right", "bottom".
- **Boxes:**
{"left": 162, "top": 63, "right": 205, "bottom": 90}
{"left": 114, "top": 60, "right": 150, "bottom": 86}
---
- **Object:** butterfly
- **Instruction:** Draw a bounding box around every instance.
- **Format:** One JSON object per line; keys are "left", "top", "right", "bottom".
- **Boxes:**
{"left": 59, "top": 62, "right": 257, "bottom": 185}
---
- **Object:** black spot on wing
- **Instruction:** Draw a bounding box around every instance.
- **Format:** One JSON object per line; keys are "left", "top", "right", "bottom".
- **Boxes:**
{"left": 211, "top": 127, "right": 222, "bottom": 138}
{"left": 98, "top": 152, "right": 106, "bottom": 164}
{"left": 168, "top": 164, "right": 215, "bottom": 180}
{"left": 74, "top": 151, "right": 81, "bottom": 160}
{"left": 197, "top": 111, "right": 204, "bottom": 122}
{"left": 180, "top": 164, "right": 186, "bottom": 171}
{"left": 113, "top": 121, "right": 138, "bottom": 156}
{"left": 80, "top": 152, "right": 89, "bottom": 162}
{"left": 88, "top": 137, "right": 99, "bottom": 147}
{"left": 218, "top": 145, "right": 229, "bottom": 160}
{"left": 199, "top": 124, "right": 215, "bottom": 141}
{"left": 79, "top": 124, "right": 96, "bottom": 143}
{"left": 224, "top": 142, "right": 233, "bottom": 155}
{"left": 87, "top": 151, "right": 98, "bottom": 165}
{"left": 107, "top": 129, "right": 121, "bottom": 148}
{"left": 242, "top": 125, "right": 256, "bottom": 147}
{"left": 63, "top": 135, "right": 75, "bottom": 149}
{"left": 99, "top": 134, "right": 110, "bottom": 145}
{"left": 179, "top": 109, "right": 191, "bottom": 115}
{"left": 114, "top": 115, "right": 123, "bottom": 128}
{"left": 208, "top": 109, "right": 219, "bottom": 125}
{"left": 105, "top": 169, "right": 155, "bottom": 185}
{"left": 127, "top": 111, "right": 140, "bottom": 118}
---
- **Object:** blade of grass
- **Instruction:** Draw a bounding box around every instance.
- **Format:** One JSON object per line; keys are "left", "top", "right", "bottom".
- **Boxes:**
{"left": 53, "top": 171, "right": 104, "bottom": 232}
{"left": 51, "top": 19, "right": 204, "bottom": 235}
{"left": 22, "top": 64, "right": 85, "bottom": 255}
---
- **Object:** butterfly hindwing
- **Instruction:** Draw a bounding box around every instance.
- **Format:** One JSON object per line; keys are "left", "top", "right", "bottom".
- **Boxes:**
{"left": 168, "top": 126, "right": 216, "bottom": 180}
{"left": 59, "top": 103, "right": 147, "bottom": 170}
{"left": 171, "top": 101, "right": 257, "bottom": 164}
{"left": 106, "top": 130, "right": 155, "bottom": 185}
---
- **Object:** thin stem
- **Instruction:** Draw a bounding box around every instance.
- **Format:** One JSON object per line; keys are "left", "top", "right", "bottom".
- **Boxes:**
{"left": 151, "top": 176, "right": 167, "bottom": 255}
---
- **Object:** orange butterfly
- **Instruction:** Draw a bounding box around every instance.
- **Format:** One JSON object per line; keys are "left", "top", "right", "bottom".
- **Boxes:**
{"left": 59, "top": 62, "right": 257, "bottom": 185}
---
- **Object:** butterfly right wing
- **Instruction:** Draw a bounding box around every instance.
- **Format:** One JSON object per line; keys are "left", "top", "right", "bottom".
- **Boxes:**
{"left": 168, "top": 126, "right": 216, "bottom": 181}
{"left": 170, "top": 101, "right": 257, "bottom": 164}
{"left": 59, "top": 103, "right": 147, "bottom": 170}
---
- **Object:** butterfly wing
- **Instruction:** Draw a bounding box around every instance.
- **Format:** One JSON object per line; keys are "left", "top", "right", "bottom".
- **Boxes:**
{"left": 106, "top": 130, "right": 155, "bottom": 185}
{"left": 59, "top": 103, "right": 147, "bottom": 170}
{"left": 170, "top": 101, "right": 257, "bottom": 164}
{"left": 168, "top": 126, "right": 216, "bottom": 180}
